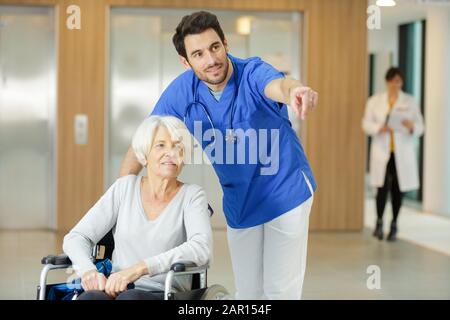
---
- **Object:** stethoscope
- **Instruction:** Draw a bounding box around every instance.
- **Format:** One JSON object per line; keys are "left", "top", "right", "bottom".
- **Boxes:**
{"left": 183, "top": 59, "right": 239, "bottom": 145}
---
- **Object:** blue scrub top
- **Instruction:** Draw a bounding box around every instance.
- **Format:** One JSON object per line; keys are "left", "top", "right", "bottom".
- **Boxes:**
{"left": 151, "top": 54, "right": 317, "bottom": 228}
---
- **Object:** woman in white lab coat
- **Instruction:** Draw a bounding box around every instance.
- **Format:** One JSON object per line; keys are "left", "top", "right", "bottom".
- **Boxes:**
{"left": 362, "top": 67, "right": 424, "bottom": 241}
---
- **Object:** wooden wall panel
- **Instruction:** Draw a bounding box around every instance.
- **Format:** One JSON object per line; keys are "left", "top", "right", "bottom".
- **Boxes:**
{"left": 0, "top": 0, "right": 57, "bottom": 4}
{"left": 306, "top": 0, "right": 367, "bottom": 230}
{"left": 0, "top": 0, "right": 367, "bottom": 231}
{"left": 56, "top": 0, "right": 107, "bottom": 231}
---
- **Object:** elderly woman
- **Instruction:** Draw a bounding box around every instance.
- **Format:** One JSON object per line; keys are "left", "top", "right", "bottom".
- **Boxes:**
{"left": 63, "top": 115, "right": 212, "bottom": 300}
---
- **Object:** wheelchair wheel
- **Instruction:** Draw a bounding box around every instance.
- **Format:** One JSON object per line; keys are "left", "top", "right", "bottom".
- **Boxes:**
{"left": 200, "top": 284, "right": 231, "bottom": 300}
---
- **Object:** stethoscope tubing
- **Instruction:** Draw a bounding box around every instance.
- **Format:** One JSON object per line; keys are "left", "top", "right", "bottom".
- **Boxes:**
{"left": 184, "top": 59, "right": 239, "bottom": 145}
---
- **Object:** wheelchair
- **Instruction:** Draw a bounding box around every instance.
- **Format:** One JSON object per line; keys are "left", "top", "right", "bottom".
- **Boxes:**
{"left": 37, "top": 205, "right": 230, "bottom": 300}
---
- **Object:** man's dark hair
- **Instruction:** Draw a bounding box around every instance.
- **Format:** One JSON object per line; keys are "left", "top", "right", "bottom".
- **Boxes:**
{"left": 172, "top": 11, "right": 225, "bottom": 59}
{"left": 385, "top": 67, "right": 403, "bottom": 81}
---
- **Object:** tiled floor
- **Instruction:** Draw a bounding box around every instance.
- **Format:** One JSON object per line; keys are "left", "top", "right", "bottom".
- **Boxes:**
{"left": 1, "top": 199, "right": 450, "bottom": 300}
{"left": 364, "top": 198, "right": 450, "bottom": 256}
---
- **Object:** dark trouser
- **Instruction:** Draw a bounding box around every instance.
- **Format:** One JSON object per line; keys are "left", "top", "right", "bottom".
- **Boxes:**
{"left": 77, "top": 289, "right": 164, "bottom": 300}
{"left": 376, "top": 153, "right": 404, "bottom": 224}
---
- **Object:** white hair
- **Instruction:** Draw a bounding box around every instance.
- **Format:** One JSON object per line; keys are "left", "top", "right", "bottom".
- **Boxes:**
{"left": 131, "top": 115, "right": 193, "bottom": 166}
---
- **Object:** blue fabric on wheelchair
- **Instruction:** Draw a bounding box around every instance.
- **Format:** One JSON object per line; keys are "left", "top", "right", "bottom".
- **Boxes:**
{"left": 47, "top": 259, "right": 113, "bottom": 300}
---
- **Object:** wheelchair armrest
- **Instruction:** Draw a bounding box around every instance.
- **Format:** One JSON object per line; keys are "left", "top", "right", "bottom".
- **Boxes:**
{"left": 170, "top": 261, "right": 208, "bottom": 273}
{"left": 41, "top": 253, "right": 72, "bottom": 266}
{"left": 165, "top": 261, "right": 209, "bottom": 299}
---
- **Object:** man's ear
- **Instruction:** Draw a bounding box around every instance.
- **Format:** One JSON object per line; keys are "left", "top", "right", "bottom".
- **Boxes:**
{"left": 179, "top": 56, "right": 191, "bottom": 70}
{"left": 223, "top": 38, "right": 229, "bottom": 53}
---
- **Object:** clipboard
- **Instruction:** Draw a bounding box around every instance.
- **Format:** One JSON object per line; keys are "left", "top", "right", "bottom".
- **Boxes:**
{"left": 386, "top": 107, "right": 413, "bottom": 132}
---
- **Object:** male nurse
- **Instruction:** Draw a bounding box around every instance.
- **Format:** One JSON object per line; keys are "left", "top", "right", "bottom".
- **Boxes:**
{"left": 119, "top": 11, "right": 318, "bottom": 300}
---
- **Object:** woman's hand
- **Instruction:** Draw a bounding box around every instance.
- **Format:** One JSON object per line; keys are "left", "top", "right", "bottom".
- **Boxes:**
{"left": 105, "top": 261, "right": 148, "bottom": 298}
{"left": 379, "top": 124, "right": 392, "bottom": 134}
{"left": 81, "top": 269, "right": 107, "bottom": 291}
{"left": 402, "top": 119, "right": 414, "bottom": 134}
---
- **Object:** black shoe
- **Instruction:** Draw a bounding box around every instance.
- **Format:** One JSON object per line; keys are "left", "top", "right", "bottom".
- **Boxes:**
{"left": 387, "top": 222, "right": 397, "bottom": 242}
{"left": 373, "top": 219, "right": 383, "bottom": 240}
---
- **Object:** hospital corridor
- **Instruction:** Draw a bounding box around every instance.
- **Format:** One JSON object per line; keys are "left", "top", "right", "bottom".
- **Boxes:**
{"left": 1, "top": 0, "right": 450, "bottom": 304}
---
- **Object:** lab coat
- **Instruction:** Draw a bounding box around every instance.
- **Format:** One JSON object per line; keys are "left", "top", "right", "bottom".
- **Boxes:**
{"left": 362, "top": 91, "right": 424, "bottom": 192}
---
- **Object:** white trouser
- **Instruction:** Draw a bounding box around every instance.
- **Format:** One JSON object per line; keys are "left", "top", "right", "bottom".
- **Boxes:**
{"left": 227, "top": 174, "right": 314, "bottom": 300}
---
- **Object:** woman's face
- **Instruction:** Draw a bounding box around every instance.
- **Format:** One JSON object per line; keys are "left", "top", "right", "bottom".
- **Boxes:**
{"left": 386, "top": 75, "right": 403, "bottom": 93}
{"left": 146, "top": 126, "right": 184, "bottom": 179}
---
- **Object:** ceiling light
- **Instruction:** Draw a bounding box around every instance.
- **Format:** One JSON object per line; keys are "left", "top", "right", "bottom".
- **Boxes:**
{"left": 376, "top": 0, "right": 396, "bottom": 6}
{"left": 236, "top": 16, "right": 252, "bottom": 35}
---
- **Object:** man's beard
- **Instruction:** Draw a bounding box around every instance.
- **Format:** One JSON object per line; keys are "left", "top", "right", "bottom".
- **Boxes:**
{"left": 196, "top": 59, "right": 229, "bottom": 86}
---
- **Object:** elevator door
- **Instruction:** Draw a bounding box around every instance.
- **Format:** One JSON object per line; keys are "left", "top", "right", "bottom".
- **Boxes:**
{"left": 0, "top": 6, "right": 56, "bottom": 229}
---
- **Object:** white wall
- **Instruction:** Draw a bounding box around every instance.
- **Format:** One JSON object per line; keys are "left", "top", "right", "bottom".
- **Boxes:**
{"left": 423, "top": 8, "right": 450, "bottom": 217}
{"left": 368, "top": 23, "right": 398, "bottom": 62}
{"left": 368, "top": 23, "right": 397, "bottom": 95}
